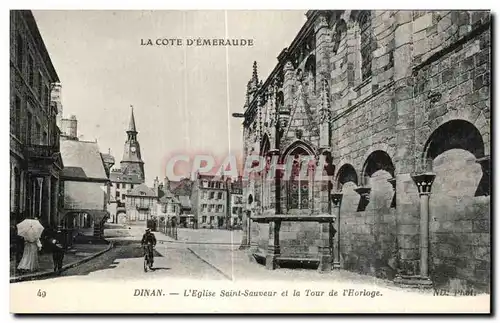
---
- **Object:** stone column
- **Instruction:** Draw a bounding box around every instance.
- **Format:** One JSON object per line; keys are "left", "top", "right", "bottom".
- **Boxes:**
{"left": 36, "top": 177, "right": 44, "bottom": 220}
{"left": 249, "top": 217, "right": 259, "bottom": 253}
{"left": 265, "top": 220, "right": 281, "bottom": 270}
{"left": 43, "top": 175, "right": 51, "bottom": 227}
{"left": 393, "top": 10, "right": 416, "bottom": 176}
{"left": 283, "top": 61, "right": 295, "bottom": 110}
{"left": 331, "top": 192, "right": 343, "bottom": 269}
{"left": 413, "top": 172, "right": 435, "bottom": 279}
{"left": 318, "top": 221, "right": 333, "bottom": 271}
{"left": 239, "top": 210, "right": 250, "bottom": 250}
{"left": 395, "top": 172, "right": 435, "bottom": 288}
{"left": 315, "top": 13, "right": 331, "bottom": 81}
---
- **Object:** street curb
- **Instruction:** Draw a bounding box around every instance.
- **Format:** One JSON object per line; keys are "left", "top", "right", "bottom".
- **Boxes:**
{"left": 10, "top": 242, "right": 114, "bottom": 284}
{"left": 186, "top": 247, "right": 233, "bottom": 281}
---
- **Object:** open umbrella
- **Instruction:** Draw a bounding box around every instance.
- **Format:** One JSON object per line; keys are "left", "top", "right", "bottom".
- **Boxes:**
{"left": 16, "top": 219, "right": 44, "bottom": 243}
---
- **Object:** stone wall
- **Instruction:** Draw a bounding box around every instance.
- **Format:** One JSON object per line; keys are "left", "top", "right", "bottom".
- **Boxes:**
{"left": 340, "top": 175, "right": 398, "bottom": 280}
{"left": 242, "top": 10, "right": 490, "bottom": 291}
{"left": 280, "top": 222, "right": 321, "bottom": 259}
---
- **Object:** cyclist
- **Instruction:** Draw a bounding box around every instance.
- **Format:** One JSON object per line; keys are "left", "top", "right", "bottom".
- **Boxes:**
{"left": 141, "top": 228, "right": 157, "bottom": 268}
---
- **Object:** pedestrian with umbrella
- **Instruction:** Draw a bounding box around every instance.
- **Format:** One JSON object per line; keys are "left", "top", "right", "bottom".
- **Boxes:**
{"left": 16, "top": 218, "right": 44, "bottom": 272}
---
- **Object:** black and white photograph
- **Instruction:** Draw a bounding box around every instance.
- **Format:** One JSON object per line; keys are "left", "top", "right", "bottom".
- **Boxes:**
{"left": 8, "top": 8, "right": 491, "bottom": 313}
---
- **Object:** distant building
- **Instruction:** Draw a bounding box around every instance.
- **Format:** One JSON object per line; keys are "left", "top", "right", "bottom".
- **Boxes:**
{"left": 10, "top": 10, "right": 63, "bottom": 230}
{"left": 123, "top": 184, "right": 157, "bottom": 225}
{"left": 107, "top": 106, "right": 145, "bottom": 223}
{"left": 227, "top": 177, "right": 244, "bottom": 227}
{"left": 59, "top": 125, "right": 111, "bottom": 237}
{"left": 154, "top": 176, "right": 181, "bottom": 223}
{"left": 154, "top": 176, "right": 194, "bottom": 227}
{"left": 177, "top": 195, "right": 194, "bottom": 227}
{"left": 191, "top": 174, "right": 228, "bottom": 229}
{"left": 59, "top": 114, "right": 78, "bottom": 140}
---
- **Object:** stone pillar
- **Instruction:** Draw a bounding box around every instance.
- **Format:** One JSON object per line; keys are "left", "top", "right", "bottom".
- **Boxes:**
{"left": 315, "top": 12, "right": 331, "bottom": 83}
{"left": 239, "top": 210, "right": 250, "bottom": 250}
{"left": 43, "top": 175, "right": 51, "bottom": 227}
{"left": 393, "top": 11, "right": 415, "bottom": 175}
{"left": 249, "top": 217, "right": 259, "bottom": 253}
{"left": 265, "top": 220, "right": 281, "bottom": 270}
{"left": 283, "top": 61, "right": 295, "bottom": 110}
{"left": 331, "top": 192, "right": 343, "bottom": 269}
{"left": 318, "top": 221, "right": 333, "bottom": 271}
{"left": 395, "top": 172, "right": 435, "bottom": 288}
{"left": 36, "top": 177, "right": 44, "bottom": 220}
{"left": 413, "top": 172, "right": 435, "bottom": 278}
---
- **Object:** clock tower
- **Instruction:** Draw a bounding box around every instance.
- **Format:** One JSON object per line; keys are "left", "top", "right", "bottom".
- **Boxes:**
{"left": 120, "top": 106, "right": 145, "bottom": 182}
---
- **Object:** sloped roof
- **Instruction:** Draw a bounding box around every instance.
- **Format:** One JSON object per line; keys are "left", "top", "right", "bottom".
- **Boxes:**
{"left": 60, "top": 139, "right": 108, "bottom": 181}
{"left": 110, "top": 170, "right": 143, "bottom": 184}
{"left": 101, "top": 153, "right": 115, "bottom": 165}
{"left": 178, "top": 195, "right": 192, "bottom": 209}
{"left": 126, "top": 184, "right": 157, "bottom": 197}
{"left": 171, "top": 179, "right": 193, "bottom": 196}
{"left": 159, "top": 195, "right": 180, "bottom": 205}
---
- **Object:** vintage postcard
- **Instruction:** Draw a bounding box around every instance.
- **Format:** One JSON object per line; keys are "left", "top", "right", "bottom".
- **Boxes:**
{"left": 9, "top": 9, "right": 491, "bottom": 314}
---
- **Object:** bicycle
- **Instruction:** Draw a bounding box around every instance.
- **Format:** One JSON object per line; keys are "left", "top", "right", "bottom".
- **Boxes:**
{"left": 143, "top": 243, "right": 155, "bottom": 272}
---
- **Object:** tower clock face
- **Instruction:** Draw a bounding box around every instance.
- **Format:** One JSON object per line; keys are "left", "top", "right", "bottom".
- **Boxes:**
{"left": 131, "top": 147, "right": 136, "bottom": 153}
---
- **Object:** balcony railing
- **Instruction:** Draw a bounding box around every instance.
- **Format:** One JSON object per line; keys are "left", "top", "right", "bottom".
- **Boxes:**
{"left": 136, "top": 205, "right": 150, "bottom": 211}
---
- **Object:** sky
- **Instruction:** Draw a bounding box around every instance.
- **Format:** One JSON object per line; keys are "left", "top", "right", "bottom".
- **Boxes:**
{"left": 33, "top": 10, "right": 307, "bottom": 185}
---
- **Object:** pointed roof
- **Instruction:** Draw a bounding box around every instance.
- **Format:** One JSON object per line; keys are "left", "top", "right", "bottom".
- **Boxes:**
{"left": 127, "top": 105, "right": 137, "bottom": 133}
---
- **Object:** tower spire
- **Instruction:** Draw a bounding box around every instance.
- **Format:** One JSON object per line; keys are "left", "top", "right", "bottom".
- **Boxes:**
{"left": 128, "top": 105, "right": 137, "bottom": 133}
{"left": 252, "top": 61, "right": 259, "bottom": 87}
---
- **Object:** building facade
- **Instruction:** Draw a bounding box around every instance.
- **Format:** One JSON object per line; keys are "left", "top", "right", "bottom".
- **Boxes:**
{"left": 169, "top": 178, "right": 194, "bottom": 227}
{"left": 238, "top": 10, "right": 490, "bottom": 291}
{"left": 154, "top": 176, "right": 181, "bottom": 223}
{"left": 228, "top": 177, "right": 244, "bottom": 227}
{"left": 191, "top": 174, "right": 228, "bottom": 229}
{"left": 124, "top": 184, "right": 157, "bottom": 225}
{"left": 10, "top": 10, "right": 63, "bottom": 230}
{"left": 107, "top": 107, "right": 145, "bottom": 223}
{"left": 59, "top": 126, "right": 112, "bottom": 237}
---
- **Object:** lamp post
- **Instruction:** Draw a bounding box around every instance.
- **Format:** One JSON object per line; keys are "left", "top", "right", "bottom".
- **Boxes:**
{"left": 232, "top": 112, "right": 249, "bottom": 249}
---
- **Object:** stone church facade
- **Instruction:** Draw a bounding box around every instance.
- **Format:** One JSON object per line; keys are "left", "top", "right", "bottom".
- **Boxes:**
{"left": 238, "top": 10, "right": 490, "bottom": 291}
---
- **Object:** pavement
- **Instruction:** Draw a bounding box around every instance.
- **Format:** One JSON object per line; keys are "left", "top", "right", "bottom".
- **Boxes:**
{"left": 10, "top": 242, "right": 112, "bottom": 283}
{"left": 168, "top": 229, "right": 427, "bottom": 291}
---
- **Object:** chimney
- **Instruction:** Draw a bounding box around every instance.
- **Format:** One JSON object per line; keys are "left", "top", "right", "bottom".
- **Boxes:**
{"left": 164, "top": 176, "right": 170, "bottom": 191}
{"left": 61, "top": 115, "right": 78, "bottom": 139}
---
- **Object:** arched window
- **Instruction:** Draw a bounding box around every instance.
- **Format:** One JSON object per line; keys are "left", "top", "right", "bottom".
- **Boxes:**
{"left": 359, "top": 11, "right": 373, "bottom": 80}
{"left": 285, "top": 147, "right": 313, "bottom": 211}
{"left": 336, "top": 164, "right": 359, "bottom": 191}
{"left": 276, "top": 91, "right": 284, "bottom": 107}
{"left": 304, "top": 55, "right": 316, "bottom": 92}
{"left": 260, "top": 135, "right": 272, "bottom": 210}
{"left": 332, "top": 20, "right": 347, "bottom": 55}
